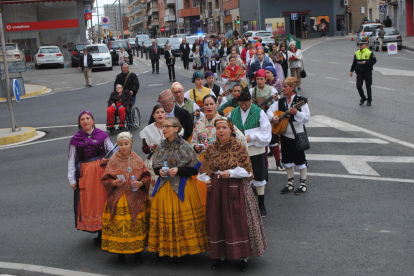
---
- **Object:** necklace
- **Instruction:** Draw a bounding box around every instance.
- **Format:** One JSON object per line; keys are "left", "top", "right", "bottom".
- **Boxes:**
{"left": 127, "top": 154, "right": 132, "bottom": 173}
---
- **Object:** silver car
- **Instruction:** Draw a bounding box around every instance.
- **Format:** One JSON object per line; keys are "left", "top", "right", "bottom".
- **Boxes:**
{"left": 87, "top": 44, "right": 112, "bottom": 71}
{"left": 241, "top": 31, "right": 274, "bottom": 45}
{"left": 368, "top": 27, "right": 403, "bottom": 51}
{"left": 35, "top": 46, "right": 64, "bottom": 69}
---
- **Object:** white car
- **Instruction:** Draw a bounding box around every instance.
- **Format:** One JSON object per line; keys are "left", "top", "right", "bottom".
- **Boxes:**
{"left": 35, "top": 46, "right": 64, "bottom": 69}
{"left": 0, "top": 43, "right": 25, "bottom": 63}
{"left": 128, "top": 38, "right": 136, "bottom": 48}
{"left": 86, "top": 44, "right": 112, "bottom": 71}
{"left": 241, "top": 31, "right": 275, "bottom": 45}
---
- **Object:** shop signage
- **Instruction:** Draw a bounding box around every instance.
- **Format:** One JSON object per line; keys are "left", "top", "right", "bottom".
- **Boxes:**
{"left": 161, "top": 27, "right": 165, "bottom": 32}
{"left": 0, "top": 61, "right": 27, "bottom": 74}
{"left": 5, "top": 19, "right": 79, "bottom": 32}
{"left": 85, "top": 13, "right": 92, "bottom": 20}
{"left": 165, "top": 26, "right": 171, "bottom": 31}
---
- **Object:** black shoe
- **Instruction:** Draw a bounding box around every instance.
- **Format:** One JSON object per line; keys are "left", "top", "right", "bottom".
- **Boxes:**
{"left": 367, "top": 101, "right": 371, "bottom": 106}
{"left": 135, "top": 252, "right": 143, "bottom": 265}
{"left": 239, "top": 259, "right": 248, "bottom": 272}
{"left": 152, "top": 253, "right": 165, "bottom": 263}
{"left": 211, "top": 258, "right": 226, "bottom": 269}
{"left": 172, "top": 256, "right": 185, "bottom": 266}
{"left": 152, "top": 71, "right": 154, "bottom": 74}
{"left": 281, "top": 179, "right": 294, "bottom": 194}
{"left": 298, "top": 87, "right": 301, "bottom": 90}
{"left": 259, "top": 205, "right": 267, "bottom": 218}
{"left": 267, "top": 151, "right": 273, "bottom": 157}
{"left": 117, "top": 254, "right": 126, "bottom": 264}
{"left": 170, "top": 79, "right": 172, "bottom": 82}
{"left": 93, "top": 231, "right": 102, "bottom": 246}
{"left": 294, "top": 179, "right": 307, "bottom": 195}
{"left": 359, "top": 98, "right": 367, "bottom": 105}
{"left": 173, "top": 79, "right": 176, "bottom": 82}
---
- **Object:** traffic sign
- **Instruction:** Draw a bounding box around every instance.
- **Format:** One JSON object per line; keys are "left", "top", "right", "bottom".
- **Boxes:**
{"left": 84, "top": 13, "right": 92, "bottom": 20}
{"left": 102, "top": 23, "right": 110, "bottom": 29}
{"left": 291, "top": 13, "right": 298, "bottom": 20}
{"left": 387, "top": 43, "right": 397, "bottom": 55}
{"left": 13, "top": 79, "right": 20, "bottom": 102}
{"left": 379, "top": 4, "right": 387, "bottom": 13}
{"left": 102, "top": 17, "right": 109, "bottom": 24}
{"left": 347, "top": 7, "right": 353, "bottom": 13}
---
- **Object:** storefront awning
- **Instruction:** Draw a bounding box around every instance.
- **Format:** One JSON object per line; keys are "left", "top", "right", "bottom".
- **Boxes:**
{"left": 1, "top": 0, "right": 76, "bottom": 4}
{"left": 283, "top": 10, "right": 311, "bottom": 16}
{"left": 124, "top": 30, "right": 130, "bottom": 35}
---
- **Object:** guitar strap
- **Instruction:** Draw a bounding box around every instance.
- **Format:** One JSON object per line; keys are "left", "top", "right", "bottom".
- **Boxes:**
{"left": 254, "top": 86, "right": 257, "bottom": 102}
{"left": 193, "top": 89, "right": 197, "bottom": 102}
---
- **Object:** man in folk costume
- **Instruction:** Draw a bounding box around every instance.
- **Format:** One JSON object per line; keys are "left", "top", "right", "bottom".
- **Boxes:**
{"left": 204, "top": 70, "right": 224, "bottom": 103}
{"left": 185, "top": 70, "right": 226, "bottom": 107}
{"left": 249, "top": 69, "right": 278, "bottom": 110}
{"left": 171, "top": 81, "right": 203, "bottom": 124}
{"left": 249, "top": 49, "right": 273, "bottom": 87}
{"left": 229, "top": 88, "right": 272, "bottom": 217}
{"left": 267, "top": 77, "right": 310, "bottom": 195}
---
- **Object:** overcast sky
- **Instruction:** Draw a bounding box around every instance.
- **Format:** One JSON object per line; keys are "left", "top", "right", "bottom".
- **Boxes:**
{"left": 92, "top": 0, "right": 123, "bottom": 25}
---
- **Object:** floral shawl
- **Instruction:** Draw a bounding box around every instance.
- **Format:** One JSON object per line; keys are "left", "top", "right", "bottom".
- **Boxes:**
{"left": 266, "top": 77, "right": 283, "bottom": 93}
{"left": 221, "top": 65, "right": 245, "bottom": 82}
{"left": 101, "top": 151, "right": 151, "bottom": 224}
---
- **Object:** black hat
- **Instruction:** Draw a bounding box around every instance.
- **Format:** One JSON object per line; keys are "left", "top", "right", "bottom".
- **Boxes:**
{"left": 358, "top": 37, "right": 368, "bottom": 45}
{"left": 237, "top": 87, "right": 251, "bottom": 102}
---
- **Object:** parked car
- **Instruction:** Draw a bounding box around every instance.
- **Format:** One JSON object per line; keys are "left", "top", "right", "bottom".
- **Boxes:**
{"left": 356, "top": 23, "right": 382, "bottom": 43}
{"left": 241, "top": 31, "right": 274, "bottom": 45}
{"left": 70, "top": 42, "right": 90, "bottom": 67}
{"left": 128, "top": 38, "right": 136, "bottom": 49}
{"left": 141, "top": 39, "right": 153, "bottom": 53}
{"left": 0, "top": 43, "right": 25, "bottom": 63}
{"left": 156, "top": 37, "right": 169, "bottom": 54}
{"left": 167, "top": 37, "right": 182, "bottom": 57}
{"left": 170, "top": 34, "right": 190, "bottom": 38}
{"left": 86, "top": 44, "right": 112, "bottom": 71}
{"left": 136, "top": 34, "right": 150, "bottom": 50}
{"left": 185, "top": 35, "right": 199, "bottom": 60}
{"left": 368, "top": 27, "right": 403, "bottom": 51}
{"left": 107, "top": 40, "right": 131, "bottom": 65}
{"left": 35, "top": 46, "right": 64, "bottom": 69}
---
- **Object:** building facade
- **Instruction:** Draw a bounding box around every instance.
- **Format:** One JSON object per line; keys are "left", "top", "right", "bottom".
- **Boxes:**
{"left": 387, "top": 0, "right": 413, "bottom": 36}
{"left": 103, "top": 1, "right": 128, "bottom": 38}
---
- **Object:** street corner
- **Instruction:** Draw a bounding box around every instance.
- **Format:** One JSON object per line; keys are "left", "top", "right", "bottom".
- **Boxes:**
{"left": 0, "top": 84, "right": 51, "bottom": 102}
{"left": 0, "top": 127, "right": 38, "bottom": 146}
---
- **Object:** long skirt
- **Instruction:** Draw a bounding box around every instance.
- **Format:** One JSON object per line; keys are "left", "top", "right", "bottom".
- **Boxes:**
{"left": 74, "top": 158, "right": 107, "bottom": 232}
{"left": 193, "top": 153, "right": 206, "bottom": 213}
{"left": 274, "top": 63, "right": 285, "bottom": 80}
{"left": 206, "top": 175, "right": 267, "bottom": 260}
{"left": 101, "top": 195, "right": 150, "bottom": 254}
{"left": 148, "top": 178, "right": 209, "bottom": 257}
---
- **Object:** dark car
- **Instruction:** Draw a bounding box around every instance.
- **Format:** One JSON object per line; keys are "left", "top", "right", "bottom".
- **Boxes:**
{"left": 70, "top": 43, "right": 90, "bottom": 67}
{"left": 167, "top": 37, "right": 182, "bottom": 57}
{"left": 141, "top": 39, "right": 153, "bottom": 53}
{"left": 107, "top": 40, "right": 132, "bottom": 65}
{"left": 136, "top": 34, "right": 150, "bottom": 51}
{"left": 156, "top": 38, "right": 169, "bottom": 55}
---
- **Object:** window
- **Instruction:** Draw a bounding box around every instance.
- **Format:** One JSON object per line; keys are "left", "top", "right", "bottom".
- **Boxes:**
{"left": 40, "top": 48, "right": 59, "bottom": 53}
{"left": 385, "top": 28, "right": 399, "bottom": 35}
{"left": 87, "top": 46, "right": 109, "bottom": 53}
{"left": 3, "top": 44, "right": 17, "bottom": 51}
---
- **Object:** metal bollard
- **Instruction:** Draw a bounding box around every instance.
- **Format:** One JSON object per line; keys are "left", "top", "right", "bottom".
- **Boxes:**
{"left": 141, "top": 47, "right": 143, "bottom": 58}
{"left": 146, "top": 49, "right": 148, "bottom": 60}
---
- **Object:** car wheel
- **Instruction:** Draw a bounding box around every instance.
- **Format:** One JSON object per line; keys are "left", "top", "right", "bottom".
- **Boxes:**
{"left": 35, "top": 63, "right": 40, "bottom": 69}
{"left": 107, "top": 66, "right": 113, "bottom": 71}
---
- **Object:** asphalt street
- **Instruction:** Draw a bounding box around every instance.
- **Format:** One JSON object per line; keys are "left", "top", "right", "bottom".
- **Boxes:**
{"left": 1, "top": 37, "right": 414, "bottom": 276}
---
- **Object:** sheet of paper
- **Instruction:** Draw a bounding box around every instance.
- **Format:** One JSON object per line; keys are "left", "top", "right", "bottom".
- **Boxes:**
{"left": 244, "top": 127, "right": 260, "bottom": 146}
{"left": 117, "top": 175, "right": 126, "bottom": 181}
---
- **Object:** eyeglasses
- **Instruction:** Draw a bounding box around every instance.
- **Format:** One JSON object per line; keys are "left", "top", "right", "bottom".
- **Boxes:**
{"left": 162, "top": 125, "right": 175, "bottom": 129}
{"left": 238, "top": 102, "right": 251, "bottom": 106}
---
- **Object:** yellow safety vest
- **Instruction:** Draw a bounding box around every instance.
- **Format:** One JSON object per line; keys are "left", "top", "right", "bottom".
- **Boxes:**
{"left": 355, "top": 48, "right": 372, "bottom": 60}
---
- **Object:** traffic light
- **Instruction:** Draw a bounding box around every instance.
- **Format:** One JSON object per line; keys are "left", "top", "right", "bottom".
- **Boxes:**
{"left": 236, "top": 16, "right": 240, "bottom": 24}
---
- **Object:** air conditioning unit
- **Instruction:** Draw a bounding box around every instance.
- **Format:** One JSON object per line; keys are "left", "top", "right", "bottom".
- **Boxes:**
{"left": 342, "top": 0, "right": 349, "bottom": 6}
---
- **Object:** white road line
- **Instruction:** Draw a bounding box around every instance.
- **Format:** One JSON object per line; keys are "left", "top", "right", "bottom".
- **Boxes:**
{"left": 0, "top": 136, "right": 72, "bottom": 150}
{"left": 324, "top": 77, "right": 340, "bottom": 80}
{"left": 301, "top": 37, "right": 345, "bottom": 52}
{"left": 329, "top": 62, "right": 340, "bottom": 64}
{"left": 0, "top": 262, "right": 108, "bottom": 276}
{"left": 311, "top": 60, "right": 322, "bottom": 62}
{"left": 307, "top": 73, "right": 316, "bottom": 76}
{"left": 148, "top": 84, "right": 164, "bottom": 86}
{"left": 372, "top": 85, "right": 396, "bottom": 91}
{"left": 402, "top": 49, "right": 414, "bottom": 54}
{"left": 141, "top": 70, "right": 149, "bottom": 73}
{"left": 309, "top": 137, "right": 388, "bottom": 144}
{"left": 347, "top": 81, "right": 355, "bottom": 83}
{"left": 268, "top": 171, "right": 414, "bottom": 184}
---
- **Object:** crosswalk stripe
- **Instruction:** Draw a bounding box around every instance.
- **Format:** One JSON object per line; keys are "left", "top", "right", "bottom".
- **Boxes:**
{"left": 309, "top": 137, "right": 388, "bottom": 144}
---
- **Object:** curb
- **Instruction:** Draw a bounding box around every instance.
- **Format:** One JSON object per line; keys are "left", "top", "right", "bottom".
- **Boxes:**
{"left": 0, "top": 127, "right": 37, "bottom": 146}
{"left": 402, "top": 45, "right": 414, "bottom": 51}
{"left": 0, "top": 84, "right": 49, "bottom": 101}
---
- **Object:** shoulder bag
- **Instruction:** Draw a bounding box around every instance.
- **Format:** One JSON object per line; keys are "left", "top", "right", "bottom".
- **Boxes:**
{"left": 289, "top": 120, "right": 310, "bottom": 151}
{"left": 300, "top": 59, "right": 307, "bottom": 78}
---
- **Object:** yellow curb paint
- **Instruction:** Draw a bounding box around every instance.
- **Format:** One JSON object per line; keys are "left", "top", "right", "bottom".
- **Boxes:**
{"left": 0, "top": 85, "right": 48, "bottom": 101}
{"left": 0, "top": 127, "right": 37, "bottom": 146}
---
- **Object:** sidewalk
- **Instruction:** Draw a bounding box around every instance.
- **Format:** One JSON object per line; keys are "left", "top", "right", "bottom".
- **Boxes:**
{"left": 0, "top": 127, "right": 37, "bottom": 145}
{"left": 402, "top": 36, "right": 414, "bottom": 51}
{"left": 0, "top": 84, "right": 50, "bottom": 102}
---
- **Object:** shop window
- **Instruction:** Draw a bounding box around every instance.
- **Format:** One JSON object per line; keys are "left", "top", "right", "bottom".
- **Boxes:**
{"left": 309, "top": 16, "right": 330, "bottom": 33}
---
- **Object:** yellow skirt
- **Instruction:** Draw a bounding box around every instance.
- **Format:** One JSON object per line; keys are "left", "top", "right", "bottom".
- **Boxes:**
{"left": 101, "top": 194, "right": 150, "bottom": 254}
{"left": 148, "top": 178, "right": 209, "bottom": 257}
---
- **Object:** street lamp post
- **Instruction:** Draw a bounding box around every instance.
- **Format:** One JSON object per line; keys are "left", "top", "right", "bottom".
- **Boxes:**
{"left": 112, "top": 0, "right": 124, "bottom": 39}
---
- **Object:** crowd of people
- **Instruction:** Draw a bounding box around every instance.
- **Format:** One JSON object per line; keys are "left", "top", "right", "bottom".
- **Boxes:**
{"left": 69, "top": 36, "right": 311, "bottom": 273}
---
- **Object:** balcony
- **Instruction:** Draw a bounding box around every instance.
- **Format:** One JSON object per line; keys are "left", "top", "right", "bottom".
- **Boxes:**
{"left": 164, "top": 15, "right": 176, "bottom": 22}
{"left": 130, "top": 16, "right": 144, "bottom": 26}
{"left": 150, "top": 19, "right": 159, "bottom": 27}
{"left": 129, "top": 0, "right": 139, "bottom": 6}
{"left": 129, "top": 4, "right": 145, "bottom": 16}
{"left": 178, "top": 7, "right": 200, "bottom": 18}
{"left": 148, "top": 7, "right": 158, "bottom": 16}
{"left": 166, "top": 0, "right": 175, "bottom": 6}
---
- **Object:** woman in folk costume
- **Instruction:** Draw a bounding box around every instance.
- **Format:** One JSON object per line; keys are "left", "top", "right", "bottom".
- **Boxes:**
{"left": 278, "top": 43, "right": 289, "bottom": 81}
{"left": 184, "top": 70, "right": 216, "bottom": 108}
{"left": 268, "top": 44, "right": 285, "bottom": 80}
{"left": 240, "top": 41, "right": 251, "bottom": 66}
{"left": 221, "top": 55, "right": 246, "bottom": 94}
{"left": 101, "top": 132, "right": 151, "bottom": 264}
{"left": 265, "top": 66, "right": 283, "bottom": 94}
{"left": 148, "top": 117, "right": 209, "bottom": 265}
{"left": 191, "top": 95, "right": 247, "bottom": 212}
{"left": 139, "top": 104, "right": 166, "bottom": 192}
{"left": 205, "top": 41, "right": 217, "bottom": 74}
{"left": 198, "top": 117, "right": 267, "bottom": 272}
{"left": 68, "top": 111, "right": 113, "bottom": 245}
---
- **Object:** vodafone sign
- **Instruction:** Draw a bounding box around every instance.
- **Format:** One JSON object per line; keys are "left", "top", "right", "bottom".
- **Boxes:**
{"left": 84, "top": 13, "right": 92, "bottom": 20}
{"left": 5, "top": 19, "right": 79, "bottom": 32}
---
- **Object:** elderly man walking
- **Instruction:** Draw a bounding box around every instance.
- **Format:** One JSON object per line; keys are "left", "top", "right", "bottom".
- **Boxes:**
{"left": 78, "top": 48, "right": 93, "bottom": 87}
{"left": 148, "top": 39, "right": 161, "bottom": 74}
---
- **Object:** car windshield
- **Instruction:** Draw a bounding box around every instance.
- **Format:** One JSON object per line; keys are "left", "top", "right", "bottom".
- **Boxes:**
{"left": 3, "top": 44, "right": 17, "bottom": 50}
{"left": 128, "top": 38, "right": 135, "bottom": 42}
{"left": 143, "top": 39, "right": 153, "bottom": 44}
{"left": 111, "top": 41, "right": 128, "bottom": 49}
{"left": 75, "top": 44, "right": 88, "bottom": 51}
{"left": 157, "top": 38, "right": 168, "bottom": 44}
{"left": 138, "top": 35, "right": 149, "bottom": 39}
{"left": 169, "top": 38, "right": 182, "bottom": 44}
{"left": 385, "top": 28, "right": 399, "bottom": 35}
{"left": 87, "top": 45, "right": 108, "bottom": 53}
{"left": 40, "top": 48, "right": 59, "bottom": 53}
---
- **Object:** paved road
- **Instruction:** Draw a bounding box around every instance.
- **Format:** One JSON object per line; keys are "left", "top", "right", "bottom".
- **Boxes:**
{"left": 1, "top": 37, "right": 414, "bottom": 276}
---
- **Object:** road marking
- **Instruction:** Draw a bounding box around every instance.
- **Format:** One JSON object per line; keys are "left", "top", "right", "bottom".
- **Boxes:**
{"left": 148, "top": 84, "right": 163, "bottom": 86}
{"left": 309, "top": 137, "right": 388, "bottom": 144}
{"left": 324, "top": 77, "right": 340, "bottom": 80}
{"left": 0, "top": 136, "right": 72, "bottom": 150}
{"left": 329, "top": 62, "right": 340, "bottom": 64}
{"left": 311, "top": 60, "right": 322, "bottom": 62}
{"left": 394, "top": 56, "right": 414, "bottom": 61}
{"left": 301, "top": 37, "right": 345, "bottom": 52}
{"left": 374, "top": 67, "right": 414, "bottom": 77}
{"left": 27, "top": 66, "right": 33, "bottom": 71}
{"left": 372, "top": 85, "right": 396, "bottom": 91}
{"left": 268, "top": 171, "right": 414, "bottom": 184}
{"left": 0, "top": 131, "right": 46, "bottom": 148}
{"left": 307, "top": 73, "right": 316, "bottom": 76}
{"left": 402, "top": 49, "right": 414, "bottom": 54}
{"left": 347, "top": 81, "right": 355, "bottom": 83}
{"left": 0, "top": 261, "right": 108, "bottom": 276}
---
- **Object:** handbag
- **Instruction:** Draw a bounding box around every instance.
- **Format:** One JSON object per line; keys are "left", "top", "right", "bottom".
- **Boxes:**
{"left": 300, "top": 60, "right": 307, "bottom": 78}
{"left": 289, "top": 120, "right": 310, "bottom": 151}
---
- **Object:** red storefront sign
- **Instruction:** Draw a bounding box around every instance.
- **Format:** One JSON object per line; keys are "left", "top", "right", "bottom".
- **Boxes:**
{"left": 160, "top": 27, "right": 165, "bottom": 32}
{"left": 5, "top": 19, "right": 79, "bottom": 32}
{"left": 84, "top": 13, "right": 92, "bottom": 20}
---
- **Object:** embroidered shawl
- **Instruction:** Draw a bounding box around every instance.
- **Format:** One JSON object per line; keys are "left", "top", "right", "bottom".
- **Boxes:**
{"left": 266, "top": 77, "right": 283, "bottom": 94}
{"left": 222, "top": 65, "right": 245, "bottom": 82}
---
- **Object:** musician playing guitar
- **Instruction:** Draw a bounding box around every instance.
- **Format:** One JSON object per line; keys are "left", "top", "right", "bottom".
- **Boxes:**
{"left": 171, "top": 81, "right": 203, "bottom": 123}
{"left": 218, "top": 83, "right": 242, "bottom": 116}
{"left": 267, "top": 77, "right": 310, "bottom": 195}
{"left": 250, "top": 69, "right": 279, "bottom": 111}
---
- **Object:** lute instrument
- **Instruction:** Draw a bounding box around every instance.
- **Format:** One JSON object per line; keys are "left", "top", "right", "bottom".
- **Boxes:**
{"left": 271, "top": 98, "right": 308, "bottom": 135}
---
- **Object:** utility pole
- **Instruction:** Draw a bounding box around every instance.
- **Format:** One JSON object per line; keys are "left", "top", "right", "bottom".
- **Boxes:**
{"left": 96, "top": 0, "right": 101, "bottom": 41}
{"left": 112, "top": 0, "right": 124, "bottom": 39}
{"left": 0, "top": 11, "right": 16, "bottom": 132}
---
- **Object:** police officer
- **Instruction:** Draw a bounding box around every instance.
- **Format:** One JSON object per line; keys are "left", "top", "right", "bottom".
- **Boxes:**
{"left": 350, "top": 38, "right": 377, "bottom": 106}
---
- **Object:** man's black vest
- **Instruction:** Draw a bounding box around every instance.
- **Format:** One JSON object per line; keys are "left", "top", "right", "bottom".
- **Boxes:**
{"left": 205, "top": 83, "right": 221, "bottom": 98}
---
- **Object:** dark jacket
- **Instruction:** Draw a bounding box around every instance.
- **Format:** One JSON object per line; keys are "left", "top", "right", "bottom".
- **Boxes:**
{"left": 148, "top": 106, "right": 193, "bottom": 141}
{"left": 180, "top": 43, "right": 190, "bottom": 56}
{"left": 249, "top": 59, "right": 274, "bottom": 79}
{"left": 79, "top": 53, "right": 93, "bottom": 69}
{"left": 164, "top": 49, "right": 175, "bottom": 65}
{"left": 114, "top": 72, "right": 140, "bottom": 96}
{"left": 107, "top": 90, "right": 132, "bottom": 107}
{"left": 350, "top": 48, "right": 377, "bottom": 73}
{"left": 219, "top": 46, "right": 231, "bottom": 58}
{"left": 148, "top": 44, "right": 161, "bottom": 60}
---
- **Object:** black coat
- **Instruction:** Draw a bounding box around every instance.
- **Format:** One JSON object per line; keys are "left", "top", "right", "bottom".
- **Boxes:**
{"left": 79, "top": 53, "right": 93, "bottom": 69}
{"left": 164, "top": 50, "right": 175, "bottom": 65}
{"left": 107, "top": 90, "right": 132, "bottom": 107}
{"left": 148, "top": 106, "right": 193, "bottom": 141}
{"left": 219, "top": 46, "right": 231, "bottom": 58}
{"left": 114, "top": 72, "right": 140, "bottom": 96}
{"left": 148, "top": 44, "right": 161, "bottom": 60}
{"left": 180, "top": 43, "right": 190, "bottom": 56}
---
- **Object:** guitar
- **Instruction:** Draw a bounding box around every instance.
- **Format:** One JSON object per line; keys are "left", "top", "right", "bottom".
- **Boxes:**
{"left": 271, "top": 98, "right": 308, "bottom": 135}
